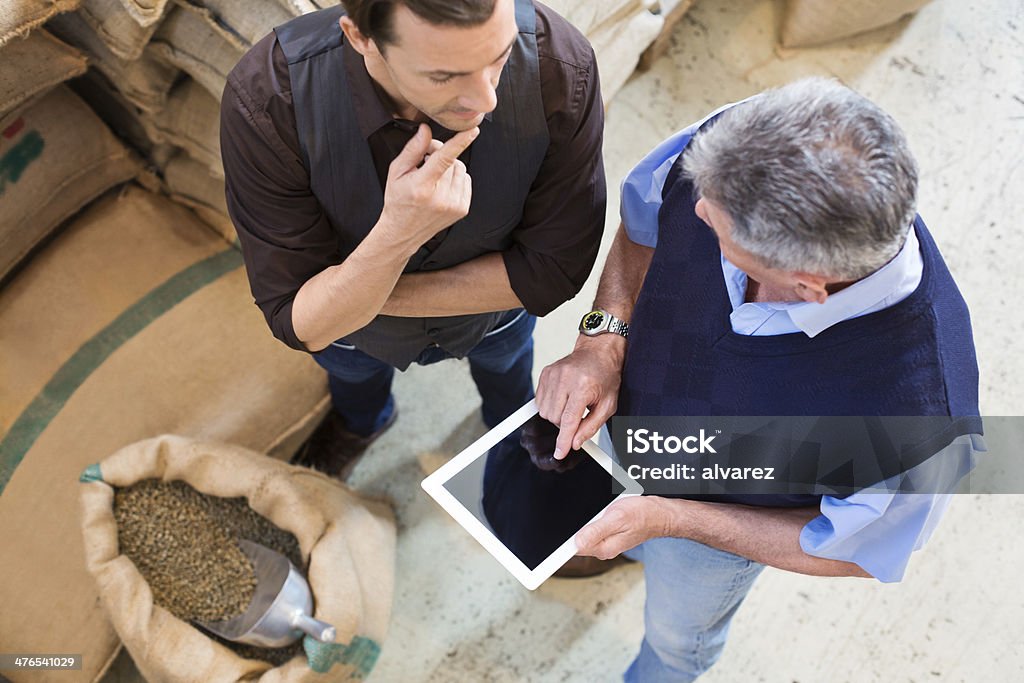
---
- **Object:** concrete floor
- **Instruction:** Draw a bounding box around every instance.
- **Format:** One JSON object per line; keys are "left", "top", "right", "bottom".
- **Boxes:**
{"left": 105, "top": 0, "right": 1024, "bottom": 680}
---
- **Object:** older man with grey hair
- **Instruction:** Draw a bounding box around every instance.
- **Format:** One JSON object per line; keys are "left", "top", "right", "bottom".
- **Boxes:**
{"left": 536, "top": 78, "right": 982, "bottom": 681}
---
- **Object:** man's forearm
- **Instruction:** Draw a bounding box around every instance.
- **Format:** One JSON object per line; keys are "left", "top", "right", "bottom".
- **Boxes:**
{"left": 592, "top": 222, "right": 655, "bottom": 321}
{"left": 380, "top": 252, "right": 523, "bottom": 317}
{"left": 662, "top": 498, "right": 871, "bottom": 578}
{"left": 292, "top": 224, "right": 415, "bottom": 352}
{"left": 566, "top": 223, "right": 655, "bottom": 369}
{"left": 295, "top": 249, "right": 520, "bottom": 351}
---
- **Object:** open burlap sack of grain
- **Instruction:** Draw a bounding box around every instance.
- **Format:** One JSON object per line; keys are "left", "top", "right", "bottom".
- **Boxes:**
{"left": 0, "top": 185, "right": 330, "bottom": 683}
{"left": 0, "top": 0, "right": 79, "bottom": 45}
{"left": 150, "top": 4, "right": 245, "bottom": 101}
{"left": 79, "top": 435, "right": 395, "bottom": 682}
{"left": 79, "top": 0, "right": 166, "bottom": 60}
{"left": 781, "top": 0, "right": 933, "bottom": 48}
{"left": 143, "top": 77, "right": 223, "bottom": 176}
{"left": 49, "top": 11, "right": 179, "bottom": 113}
{"left": 0, "top": 29, "right": 86, "bottom": 118}
{"left": 0, "top": 85, "right": 139, "bottom": 283}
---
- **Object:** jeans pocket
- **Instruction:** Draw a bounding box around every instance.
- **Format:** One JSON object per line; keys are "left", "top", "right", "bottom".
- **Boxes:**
{"left": 329, "top": 340, "right": 357, "bottom": 350}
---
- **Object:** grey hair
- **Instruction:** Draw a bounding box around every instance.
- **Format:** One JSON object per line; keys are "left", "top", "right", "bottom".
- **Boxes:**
{"left": 682, "top": 77, "right": 918, "bottom": 280}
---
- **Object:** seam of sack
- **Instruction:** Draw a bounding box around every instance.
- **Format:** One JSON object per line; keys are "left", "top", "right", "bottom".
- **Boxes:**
{"left": 0, "top": 66, "right": 85, "bottom": 114}
{"left": 0, "top": 1, "right": 79, "bottom": 46}
{"left": 7, "top": 152, "right": 139, "bottom": 268}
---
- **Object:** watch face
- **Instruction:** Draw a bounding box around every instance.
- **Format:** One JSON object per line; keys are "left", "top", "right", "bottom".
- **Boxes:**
{"left": 582, "top": 311, "right": 605, "bottom": 331}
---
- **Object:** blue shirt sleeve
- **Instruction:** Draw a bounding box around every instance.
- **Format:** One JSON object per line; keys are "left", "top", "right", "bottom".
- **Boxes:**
{"left": 619, "top": 98, "right": 750, "bottom": 247}
{"left": 619, "top": 127, "right": 695, "bottom": 248}
{"left": 800, "top": 434, "right": 985, "bottom": 582}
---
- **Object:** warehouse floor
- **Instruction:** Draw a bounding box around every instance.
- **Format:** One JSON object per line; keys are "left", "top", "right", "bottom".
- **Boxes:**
{"left": 101, "top": 0, "right": 1023, "bottom": 680}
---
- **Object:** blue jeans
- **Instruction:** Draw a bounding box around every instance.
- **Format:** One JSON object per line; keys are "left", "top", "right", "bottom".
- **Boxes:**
{"left": 311, "top": 309, "right": 536, "bottom": 436}
{"left": 623, "top": 537, "right": 765, "bottom": 682}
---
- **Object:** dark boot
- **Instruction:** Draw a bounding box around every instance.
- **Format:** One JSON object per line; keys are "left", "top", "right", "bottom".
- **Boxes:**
{"left": 290, "top": 408, "right": 398, "bottom": 481}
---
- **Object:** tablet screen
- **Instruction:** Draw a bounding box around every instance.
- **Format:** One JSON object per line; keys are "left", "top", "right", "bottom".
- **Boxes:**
{"left": 441, "top": 414, "right": 625, "bottom": 570}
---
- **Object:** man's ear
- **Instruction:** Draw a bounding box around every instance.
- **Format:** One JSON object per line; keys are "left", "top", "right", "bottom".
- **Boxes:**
{"left": 793, "top": 273, "right": 830, "bottom": 304}
{"left": 339, "top": 16, "right": 383, "bottom": 59}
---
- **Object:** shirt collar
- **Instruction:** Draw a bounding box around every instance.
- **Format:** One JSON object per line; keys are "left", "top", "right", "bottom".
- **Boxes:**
{"left": 343, "top": 39, "right": 494, "bottom": 141}
{"left": 723, "top": 224, "right": 922, "bottom": 337}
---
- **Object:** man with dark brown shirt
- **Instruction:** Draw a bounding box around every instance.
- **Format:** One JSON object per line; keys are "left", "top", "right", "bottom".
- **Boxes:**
{"left": 220, "top": 0, "right": 606, "bottom": 479}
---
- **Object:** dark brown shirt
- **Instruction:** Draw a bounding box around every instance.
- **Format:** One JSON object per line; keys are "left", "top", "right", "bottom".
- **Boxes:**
{"left": 220, "top": 3, "right": 606, "bottom": 352}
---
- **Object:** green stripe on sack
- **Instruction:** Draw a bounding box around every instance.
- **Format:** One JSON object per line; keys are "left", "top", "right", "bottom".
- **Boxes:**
{"left": 0, "top": 248, "right": 243, "bottom": 496}
{"left": 304, "top": 635, "right": 382, "bottom": 678}
{"left": 79, "top": 464, "right": 103, "bottom": 483}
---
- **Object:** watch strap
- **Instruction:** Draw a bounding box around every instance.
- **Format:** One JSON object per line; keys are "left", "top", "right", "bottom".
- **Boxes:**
{"left": 606, "top": 316, "right": 629, "bottom": 338}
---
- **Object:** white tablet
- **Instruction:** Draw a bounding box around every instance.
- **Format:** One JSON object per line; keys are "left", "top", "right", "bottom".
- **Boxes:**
{"left": 421, "top": 399, "right": 642, "bottom": 590}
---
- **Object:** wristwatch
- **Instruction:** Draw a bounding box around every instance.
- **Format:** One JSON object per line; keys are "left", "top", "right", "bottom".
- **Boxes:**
{"left": 579, "top": 309, "right": 629, "bottom": 339}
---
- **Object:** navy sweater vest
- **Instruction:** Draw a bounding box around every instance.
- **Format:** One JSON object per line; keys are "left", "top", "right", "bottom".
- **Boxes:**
{"left": 616, "top": 145, "right": 981, "bottom": 507}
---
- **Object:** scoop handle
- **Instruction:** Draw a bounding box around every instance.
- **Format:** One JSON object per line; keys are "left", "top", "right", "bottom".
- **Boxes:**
{"left": 292, "top": 612, "right": 337, "bottom": 643}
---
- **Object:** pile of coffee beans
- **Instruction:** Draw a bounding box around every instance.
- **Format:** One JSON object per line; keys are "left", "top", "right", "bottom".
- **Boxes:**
{"left": 113, "top": 479, "right": 305, "bottom": 664}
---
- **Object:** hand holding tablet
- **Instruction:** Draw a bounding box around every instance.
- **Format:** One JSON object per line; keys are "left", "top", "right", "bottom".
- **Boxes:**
{"left": 421, "top": 400, "right": 642, "bottom": 590}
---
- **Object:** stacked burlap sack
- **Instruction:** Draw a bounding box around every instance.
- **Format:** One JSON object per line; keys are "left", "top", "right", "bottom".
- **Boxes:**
{"left": 40, "top": 0, "right": 275, "bottom": 232}
{"left": 781, "top": 0, "right": 934, "bottom": 47}
{"left": 0, "top": 83, "right": 139, "bottom": 282}
{"left": 80, "top": 435, "right": 396, "bottom": 682}
{"left": 0, "top": 4, "right": 137, "bottom": 281}
{"left": 545, "top": 0, "right": 664, "bottom": 99}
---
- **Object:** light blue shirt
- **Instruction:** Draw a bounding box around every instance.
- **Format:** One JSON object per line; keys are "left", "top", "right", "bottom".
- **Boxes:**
{"left": 615, "top": 108, "right": 982, "bottom": 582}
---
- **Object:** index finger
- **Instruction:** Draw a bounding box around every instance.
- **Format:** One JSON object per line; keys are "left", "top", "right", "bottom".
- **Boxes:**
{"left": 421, "top": 127, "right": 479, "bottom": 178}
{"left": 553, "top": 398, "right": 587, "bottom": 460}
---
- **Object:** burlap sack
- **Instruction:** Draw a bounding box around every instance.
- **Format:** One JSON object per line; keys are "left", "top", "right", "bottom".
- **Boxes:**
{"left": 162, "top": 151, "right": 237, "bottom": 244}
{"left": 274, "top": 0, "right": 321, "bottom": 15}
{"left": 545, "top": 0, "right": 645, "bottom": 36}
{"left": 0, "top": 29, "right": 86, "bottom": 118}
{"left": 163, "top": 151, "right": 227, "bottom": 214}
{"left": 150, "top": 4, "right": 245, "bottom": 101}
{"left": 637, "top": 0, "right": 696, "bottom": 70}
{"left": 181, "top": 0, "right": 298, "bottom": 51}
{"left": 79, "top": 0, "right": 165, "bottom": 60}
{"left": 68, "top": 68, "right": 160, "bottom": 157}
{"left": 0, "top": 0, "right": 79, "bottom": 46}
{"left": 49, "top": 12, "right": 179, "bottom": 113}
{"left": 0, "top": 85, "right": 139, "bottom": 283}
{"left": 79, "top": 435, "right": 395, "bottom": 682}
{"left": 0, "top": 185, "right": 329, "bottom": 683}
{"left": 115, "top": 0, "right": 170, "bottom": 28}
{"left": 143, "top": 77, "right": 222, "bottom": 177}
{"left": 589, "top": 5, "right": 663, "bottom": 105}
{"left": 781, "top": 0, "right": 933, "bottom": 48}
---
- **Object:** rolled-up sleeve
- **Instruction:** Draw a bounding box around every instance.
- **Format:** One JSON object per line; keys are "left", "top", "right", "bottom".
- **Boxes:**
{"left": 220, "top": 39, "right": 340, "bottom": 352}
{"left": 800, "top": 434, "right": 984, "bottom": 582}
{"left": 502, "top": 32, "right": 606, "bottom": 316}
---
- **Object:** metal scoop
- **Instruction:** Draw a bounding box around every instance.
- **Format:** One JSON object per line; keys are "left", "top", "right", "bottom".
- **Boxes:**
{"left": 198, "top": 540, "right": 336, "bottom": 648}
